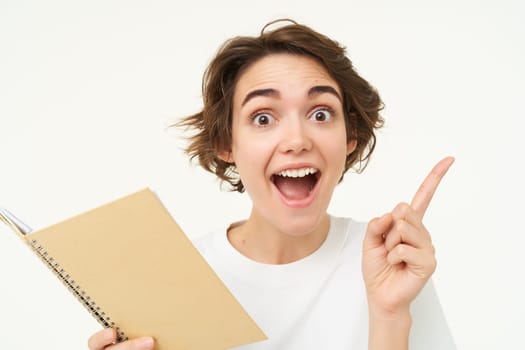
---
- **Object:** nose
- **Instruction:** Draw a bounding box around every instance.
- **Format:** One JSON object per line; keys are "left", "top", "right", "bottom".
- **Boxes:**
{"left": 278, "top": 118, "right": 312, "bottom": 154}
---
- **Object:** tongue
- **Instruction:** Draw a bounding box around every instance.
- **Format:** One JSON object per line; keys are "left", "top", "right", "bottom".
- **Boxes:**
{"left": 273, "top": 175, "right": 315, "bottom": 200}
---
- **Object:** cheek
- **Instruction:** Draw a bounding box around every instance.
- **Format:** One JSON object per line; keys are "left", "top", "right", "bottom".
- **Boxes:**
{"left": 323, "top": 131, "right": 349, "bottom": 164}
{"left": 231, "top": 133, "right": 272, "bottom": 177}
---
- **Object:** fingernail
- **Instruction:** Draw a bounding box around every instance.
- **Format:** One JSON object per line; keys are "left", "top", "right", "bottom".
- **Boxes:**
{"left": 139, "top": 337, "right": 154, "bottom": 348}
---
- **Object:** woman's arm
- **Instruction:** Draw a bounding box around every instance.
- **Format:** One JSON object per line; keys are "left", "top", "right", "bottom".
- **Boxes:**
{"left": 362, "top": 157, "right": 454, "bottom": 350}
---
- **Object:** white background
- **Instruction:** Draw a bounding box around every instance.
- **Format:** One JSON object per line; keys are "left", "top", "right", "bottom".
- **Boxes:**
{"left": 1, "top": 0, "right": 523, "bottom": 349}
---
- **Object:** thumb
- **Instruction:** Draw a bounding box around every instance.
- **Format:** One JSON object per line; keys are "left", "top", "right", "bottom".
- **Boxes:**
{"left": 363, "top": 213, "right": 392, "bottom": 250}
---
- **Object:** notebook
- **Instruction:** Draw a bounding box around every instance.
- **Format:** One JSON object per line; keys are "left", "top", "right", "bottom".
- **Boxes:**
{"left": 0, "top": 188, "right": 266, "bottom": 349}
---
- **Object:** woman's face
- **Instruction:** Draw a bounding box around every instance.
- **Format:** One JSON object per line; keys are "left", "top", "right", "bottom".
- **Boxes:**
{"left": 222, "top": 53, "right": 356, "bottom": 236}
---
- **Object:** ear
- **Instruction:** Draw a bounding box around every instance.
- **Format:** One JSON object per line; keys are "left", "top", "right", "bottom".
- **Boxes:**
{"left": 346, "top": 139, "right": 357, "bottom": 155}
{"left": 217, "top": 148, "right": 234, "bottom": 163}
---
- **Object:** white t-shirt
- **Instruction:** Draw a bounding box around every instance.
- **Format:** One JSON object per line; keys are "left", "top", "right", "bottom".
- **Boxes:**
{"left": 194, "top": 215, "right": 456, "bottom": 350}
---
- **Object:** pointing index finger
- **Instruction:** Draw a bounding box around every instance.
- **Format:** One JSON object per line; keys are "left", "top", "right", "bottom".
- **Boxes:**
{"left": 411, "top": 156, "right": 455, "bottom": 218}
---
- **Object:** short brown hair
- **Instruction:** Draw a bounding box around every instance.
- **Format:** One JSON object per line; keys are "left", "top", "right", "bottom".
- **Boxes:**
{"left": 178, "top": 19, "right": 384, "bottom": 192}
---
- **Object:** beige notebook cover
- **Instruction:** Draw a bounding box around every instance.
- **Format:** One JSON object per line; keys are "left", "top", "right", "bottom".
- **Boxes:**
{"left": 0, "top": 189, "right": 266, "bottom": 349}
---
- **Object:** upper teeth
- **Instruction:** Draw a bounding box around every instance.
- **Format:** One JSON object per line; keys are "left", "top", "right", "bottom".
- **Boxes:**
{"left": 276, "top": 167, "right": 318, "bottom": 178}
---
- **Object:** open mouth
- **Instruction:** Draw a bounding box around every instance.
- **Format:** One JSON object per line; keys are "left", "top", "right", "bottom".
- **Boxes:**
{"left": 271, "top": 167, "right": 321, "bottom": 201}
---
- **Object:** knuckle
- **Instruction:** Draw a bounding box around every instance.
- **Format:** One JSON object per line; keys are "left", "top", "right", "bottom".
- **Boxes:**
{"left": 384, "top": 232, "right": 396, "bottom": 251}
{"left": 425, "top": 248, "right": 437, "bottom": 273}
{"left": 391, "top": 221, "right": 408, "bottom": 244}
{"left": 368, "top": 216, "right": 379, "bottom": 227}
{"left": 421, "top": 229, "right": 432, "bottom": 244}
{"left": 395, "top": 244, "right": 407, "bottom": 256}
{"left": 429, "top": 256, "right": 437, "bottom": 272}
{"left": 394, "top": 219, "right": 408, "bottom": 233}
{"left": 87, "top": 329, "right": 114, "bottom": 350}
{"left": 393, "top": 202, "right": 411, "bottom": 219}
{"left": 87, "top": 333, "right": 100, "bottom": 350}
{"left": 368, "top": 215, "right": 386, "bottom": 234}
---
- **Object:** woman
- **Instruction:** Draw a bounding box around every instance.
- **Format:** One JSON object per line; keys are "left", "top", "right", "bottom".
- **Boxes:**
{"left": 88, "top": 19, "right": 455, "bottom": 350}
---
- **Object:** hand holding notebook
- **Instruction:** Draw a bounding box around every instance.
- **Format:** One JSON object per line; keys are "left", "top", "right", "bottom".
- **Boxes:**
{"left": 0, "top": 189, "right": 266, "bottom": 350}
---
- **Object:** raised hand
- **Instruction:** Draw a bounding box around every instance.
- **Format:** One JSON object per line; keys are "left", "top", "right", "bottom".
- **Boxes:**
{"left": 362, "top": 157, "right": 455, "bottom": 315}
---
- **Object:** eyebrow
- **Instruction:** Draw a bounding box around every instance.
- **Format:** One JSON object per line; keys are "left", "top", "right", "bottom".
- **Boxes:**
{"left": 308, "top": 85, "right": 342, "bottom": 102}
{"left": 241, "top": 85, "right": 342, "bottom": 107}
{"left": 242, "top": 88, "right": 278, "bottom": 106}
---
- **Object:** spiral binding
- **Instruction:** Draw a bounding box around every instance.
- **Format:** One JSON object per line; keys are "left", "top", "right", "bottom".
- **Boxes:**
{"left": 29, "top": 239, "right": 129, "bottom": 342}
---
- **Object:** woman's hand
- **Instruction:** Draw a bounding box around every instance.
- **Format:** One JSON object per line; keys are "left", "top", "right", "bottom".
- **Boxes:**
{"left": 362, "top": 157, "right": 454, "bottom": 349}
{"left": 88, "top": 328, "right": 155, "bottom": 350}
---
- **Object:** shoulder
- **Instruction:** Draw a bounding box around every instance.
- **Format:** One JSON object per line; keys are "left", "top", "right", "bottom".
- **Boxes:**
{"left": 191, "top": 227, "right": 225, "bottom": 256}
{"left": 329, "top": 215, "right": 367, "bottom": 255}
{"left": 331, "top": 215, "right": 367, "bottom": 235}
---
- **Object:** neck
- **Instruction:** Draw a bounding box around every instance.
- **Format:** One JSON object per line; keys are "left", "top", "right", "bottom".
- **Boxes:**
{"left": 227, "top": 209, "right": 330, "bottom": 264}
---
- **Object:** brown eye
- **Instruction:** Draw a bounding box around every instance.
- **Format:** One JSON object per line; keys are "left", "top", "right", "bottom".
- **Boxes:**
{"left": 252, "top": 113, "right": 274, "bottom": 126}
{"left": 310, "top": 109, "right": 332, "bottom": 122}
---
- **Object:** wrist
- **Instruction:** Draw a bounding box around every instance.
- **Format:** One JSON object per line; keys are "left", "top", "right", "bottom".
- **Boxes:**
{"left": 368, "top": 302, "right": 411, "bottom": 321}
{"left": 368, "top": 305, "right": 412, "bottom": 350}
